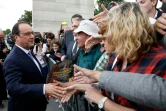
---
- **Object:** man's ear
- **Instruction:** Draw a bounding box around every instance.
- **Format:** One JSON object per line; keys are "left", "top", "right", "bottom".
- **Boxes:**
{"left": 151, "top": 0, "right": 157, "bottom": 6}
{"left": 13, "top": 34, "right": 19, "bottom": 41}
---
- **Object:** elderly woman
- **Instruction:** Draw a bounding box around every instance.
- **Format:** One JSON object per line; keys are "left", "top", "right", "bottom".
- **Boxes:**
{"left": 65, "top": 2, "right": 166, "bottom": 111}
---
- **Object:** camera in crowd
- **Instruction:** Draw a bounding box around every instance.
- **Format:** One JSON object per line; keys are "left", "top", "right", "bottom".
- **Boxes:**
{"left": 7, "top": 32, "right": 15, "bottom": 48}
{"left": 34, "top": 37, "right": 41, "bottom": 44}
{"left": 60, "top": 29, "right": 64, "bottom": 35}
{"left": 47, "top": 44, "right": 50, "bottom": 48}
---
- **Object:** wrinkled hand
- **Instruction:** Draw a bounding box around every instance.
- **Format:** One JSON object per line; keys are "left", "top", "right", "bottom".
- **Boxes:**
{"left": 154, "top": 13, "right": 166, "bottom": 35}
{"left": 59, "top": 84, "right": 77, "bottom": 103}
{"left": 61, "top": 84, "right": 92, "bottom": 103}
{"left": 93, "top": 4, "right": 109, "bottom": 24}
{"left": 85, "top": 86, "right": 103, "bottom": 104}
{"left": 64, "top": 84, "right": 91, "bottom": 93}
{"left": 74, "top": 64, "right": 101, "bottom": 81}
{"left": 60, "top": 93, "right": 73, "bottom": 103}
{"left": 53, "top": 80, "right": 67, "bottom": 88}
{"left": 92, "top": 3, "right": 119, "bottom": 27}
{"left": 85, "top": 36, "right": 101, "bottom": 50}
{"left": 45, "top": 83, "right": 65, "bottom": 99}
{"left": 74, "top": 71, "right": 97, "bottom": 84}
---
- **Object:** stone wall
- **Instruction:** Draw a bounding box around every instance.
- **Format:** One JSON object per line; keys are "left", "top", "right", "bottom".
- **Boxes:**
{"left": 32, "top": 0, "right": 94, "bottom": 37}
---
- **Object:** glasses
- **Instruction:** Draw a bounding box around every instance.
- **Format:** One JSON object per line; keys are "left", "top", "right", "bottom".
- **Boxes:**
{"left": 20, "top": 31, "right": 34, "bottom": 36}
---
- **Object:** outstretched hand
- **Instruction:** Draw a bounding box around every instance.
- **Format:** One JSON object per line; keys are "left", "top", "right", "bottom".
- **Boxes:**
{"left": 74, "top": 71, "right": 97, "bottom": 84}
{"left": 154, "top": 13, "right": 166, "bottom": 35}
{"left": 45, "top": 83, "right": 65, "bottom": 99}
{"left": 74, "top": 64, "right": 101, "bottom": 81}
{"left": 85, "top": 86, "right": 103, "bottom": 104}
{"left": 85, "top": 36, "right": 101, "bottom": 50}
{"left": 93, "top": 4, "right": 109, "bottom": 23}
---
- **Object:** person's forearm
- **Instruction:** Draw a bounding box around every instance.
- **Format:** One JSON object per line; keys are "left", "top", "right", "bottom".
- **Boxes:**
{"left": 99, "top": 71, "right": 166, "bottom": 110}
{"left": 74, "top": 84, "right": 91, "bottom": 92}
{"left": 92, "top": 70, "right": 101, "bottom": 81}
{"left": 63, "top": 81, "right": 77, "bottom": 87}
{"left": 104, "top": 99, "right": 136, "bottom": 111}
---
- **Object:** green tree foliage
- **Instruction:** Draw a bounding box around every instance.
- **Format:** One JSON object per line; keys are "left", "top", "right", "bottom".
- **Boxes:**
{"left": 94, "top": 0, "right": 123, "bottom": 15}
{"left": 3, "top": 29, "right": 11, "bottom": 35}
{"left": 18, "top": 10, "right": 32, "bottom": 26}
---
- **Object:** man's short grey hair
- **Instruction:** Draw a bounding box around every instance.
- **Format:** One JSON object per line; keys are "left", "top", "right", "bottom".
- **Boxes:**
{"left": 75, "top": 18, "right": 85, "bottom": 22}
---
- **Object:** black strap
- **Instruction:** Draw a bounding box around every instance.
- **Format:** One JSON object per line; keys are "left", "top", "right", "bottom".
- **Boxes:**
{"left": 36, "top": 45, "right": 38, "bottom": 53}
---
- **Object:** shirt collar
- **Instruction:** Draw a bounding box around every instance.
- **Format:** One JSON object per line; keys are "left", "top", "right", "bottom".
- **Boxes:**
{"left": 154, "top": 9, "right": 158, "bottom": 19}
{"left": 15, "top": 44, "right": 30, "bottom": 54}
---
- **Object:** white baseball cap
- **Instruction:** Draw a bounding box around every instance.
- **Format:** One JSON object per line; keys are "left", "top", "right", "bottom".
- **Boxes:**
{"left": 74, "top": 20, "right": 101, "bottom": 37}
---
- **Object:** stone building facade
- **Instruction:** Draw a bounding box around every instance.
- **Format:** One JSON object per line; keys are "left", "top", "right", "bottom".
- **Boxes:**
{"left": 32, "top": 0, "right": 94, "bottom": 37}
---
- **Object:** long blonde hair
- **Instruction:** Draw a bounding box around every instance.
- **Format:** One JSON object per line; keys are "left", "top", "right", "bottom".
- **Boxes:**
{"left": 107, "top": 2, "right": 157, "bottom": 62}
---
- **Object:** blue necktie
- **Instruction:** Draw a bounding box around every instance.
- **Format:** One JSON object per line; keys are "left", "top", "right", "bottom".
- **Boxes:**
{"left": 28, "top": 51, "right": 42, "bottom": 75}
{"left": 28, "top": 51, "right": 34, "bottom": 60}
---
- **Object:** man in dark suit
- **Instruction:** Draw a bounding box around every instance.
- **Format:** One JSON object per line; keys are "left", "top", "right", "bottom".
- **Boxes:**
{"left": 65, "top": 18, "right": 84, "bottom": 63}
{"left": 3, "top": 22, "right": 64, "bottom": 111}
{"left": 61, "top": 14, "right": 82, "bottom": 60}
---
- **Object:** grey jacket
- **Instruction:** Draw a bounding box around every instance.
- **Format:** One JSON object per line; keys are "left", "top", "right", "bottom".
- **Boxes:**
{"left": 99, "top": 71, "right": 166, "bottom": 110}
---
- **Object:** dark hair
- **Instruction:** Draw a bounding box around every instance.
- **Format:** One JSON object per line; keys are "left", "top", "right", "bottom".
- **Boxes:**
{"left": 51, "top": 40, "right": 62, "bottom": 48}
{"left": 34, "top": 32, "right": 43, "bottom": 44}
{"left": 75, "top": 18, "right": 85, "bottom": 22}
{"left": 12, "top": 21, "right": 28, "bottom": 35}
{"left": 34, "top": 32, "right": 42, "bottom": 40}
{"left": 71, "top": 14, "right": 82, "bottom": 21}
{"left": 46, "top": 32, "right": 55, "bottom": 40}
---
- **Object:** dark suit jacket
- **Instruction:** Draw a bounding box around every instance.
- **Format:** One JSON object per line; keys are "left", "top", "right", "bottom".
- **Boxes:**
{"left": 156, "top": 9, "right": 164, "bottom": 41}
{"left": 61, "top": 30, "right": 74, "bottom": 55}
{"left": 0, "top": 42, "right": 8, "bottom": 100}
{"left": 156, "top": 8, "right": 162, "bottom": 19}
{"left": 0, "top": 42, "right": 9, "bottom": 59}
{"left": 0, "top": 63, "right": 7, "bottom": 100}
{"left": 3, "top": 45, "right": 47, "bottom": 111}
{"left": 65, "top": 40, "right": 75, "bottom": 59}
{"left": 65, "top": 40, "right": 80, "bottom": 64}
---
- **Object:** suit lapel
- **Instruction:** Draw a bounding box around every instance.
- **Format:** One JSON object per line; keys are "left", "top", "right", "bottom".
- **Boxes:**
{"left": 14, "top": 46, "right": 43, "bottom": 77}
{"left": 32, "top": 54, "right": 44, "bottom": 76}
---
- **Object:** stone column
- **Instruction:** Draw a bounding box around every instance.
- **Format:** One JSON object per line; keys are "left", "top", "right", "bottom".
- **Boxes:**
{"left": 32, "top": 0, "right": 94, "bottom": 37}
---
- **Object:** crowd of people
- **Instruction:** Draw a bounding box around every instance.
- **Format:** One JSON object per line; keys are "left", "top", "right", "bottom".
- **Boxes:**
{"left": 0, "top": 0, "right": 166, "bottom": 111}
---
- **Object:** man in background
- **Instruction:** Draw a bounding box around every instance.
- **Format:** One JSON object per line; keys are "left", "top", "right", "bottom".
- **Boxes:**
{"left": 136, "top": 0, "right": 162, "bottom": 19}
{"left": 61, "top": 14, "right": 83, "bottom": 60}
{"left": 0, "top": 30, "right": 8, "bottom": 109}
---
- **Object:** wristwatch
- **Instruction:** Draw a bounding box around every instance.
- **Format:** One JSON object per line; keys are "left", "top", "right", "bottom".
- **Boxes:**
{"left": 98, "top": 97, "right": 108, "bottom": 109}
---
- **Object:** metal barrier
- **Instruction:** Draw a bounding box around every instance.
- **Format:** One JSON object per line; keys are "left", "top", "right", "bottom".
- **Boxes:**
{"left": 47, "top": 57, "right": 101, "bottom": 111}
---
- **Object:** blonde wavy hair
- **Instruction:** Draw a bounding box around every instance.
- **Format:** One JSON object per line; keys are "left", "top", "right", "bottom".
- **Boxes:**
{"left": 107, "top": 2, "right": 157, "bottom": 62}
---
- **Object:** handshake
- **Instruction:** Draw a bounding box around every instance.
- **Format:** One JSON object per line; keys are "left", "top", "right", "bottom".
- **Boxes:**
{"left": 44, "top": 64, "right": 101, "bottom": 103}
{"left": 44, "top": 80, "right": 75, "bottom": 103}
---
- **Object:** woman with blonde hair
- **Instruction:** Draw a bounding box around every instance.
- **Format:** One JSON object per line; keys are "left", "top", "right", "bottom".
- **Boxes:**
{"left": 101, "top": 2, "right": 166, "bottom": 111}
{"left": 64, "top": 2, "right": 166, "bottom": 111}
